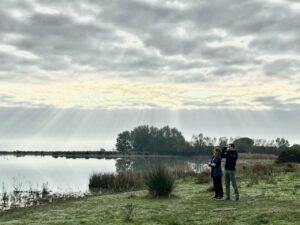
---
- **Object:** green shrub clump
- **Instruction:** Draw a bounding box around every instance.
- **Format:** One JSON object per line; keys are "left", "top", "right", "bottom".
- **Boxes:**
{"left": 145, "top": 164, "right": 175, "bottom": 197}
{"left": 277, "top": 149, "right": 300, "bottom": 163}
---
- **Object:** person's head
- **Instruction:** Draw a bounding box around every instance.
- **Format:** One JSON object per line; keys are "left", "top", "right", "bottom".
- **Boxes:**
{"left": 214, "top": 148, "right": 221, "bottom": 156}
{"left": 228, "top": 143, "right": 235, "bottom": 151}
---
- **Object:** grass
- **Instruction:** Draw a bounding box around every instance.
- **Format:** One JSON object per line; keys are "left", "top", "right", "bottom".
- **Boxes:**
{"left": 0, "top": 164, "right": 299, "bottom": 225}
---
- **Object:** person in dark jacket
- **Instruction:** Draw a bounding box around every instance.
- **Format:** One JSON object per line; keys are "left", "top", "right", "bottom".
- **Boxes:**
{"left": 221, "top": 144, "right": 239, "bottom": 201}
{"left": 208, "top": 148, "right": 223, "bottom": 200}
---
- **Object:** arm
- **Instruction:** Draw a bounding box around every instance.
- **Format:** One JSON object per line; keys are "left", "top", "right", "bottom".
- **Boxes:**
{"left": 235, "top": 151, "right": 238, "bottom": 162}
{"left": 221, "top": 147, "right": 227, "bottom": 158}
{"left": 209, "top": 157, "right": 220, "bottom": 167}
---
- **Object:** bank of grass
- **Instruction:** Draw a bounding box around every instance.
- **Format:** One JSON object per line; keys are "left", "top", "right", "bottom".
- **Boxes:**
{"left": 0, "top": 164, "right": 299, "bottom": 225}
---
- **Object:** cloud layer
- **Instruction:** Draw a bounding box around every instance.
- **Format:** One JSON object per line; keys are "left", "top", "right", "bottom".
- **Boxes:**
{"left": 1, "top": 0, "right": 300, "bottom": 109}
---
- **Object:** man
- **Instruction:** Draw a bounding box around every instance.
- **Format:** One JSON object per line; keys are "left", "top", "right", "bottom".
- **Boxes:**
{"left": 221, "top": 143, "right": 239, "bottom": 201}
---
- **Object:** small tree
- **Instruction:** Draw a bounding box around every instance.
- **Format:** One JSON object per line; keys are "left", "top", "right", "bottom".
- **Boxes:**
{"left": 275, "top": 137, "right": 290, "bottom": 149}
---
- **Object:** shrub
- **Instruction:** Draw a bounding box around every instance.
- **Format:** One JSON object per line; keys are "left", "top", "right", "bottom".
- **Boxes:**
{"left": 123, "top": 203, "right": 135, "bottom": 221}
{"left": 42, "top": 182, "right": 50, "bottom": 197}
{"left": 283, "top": 163, "right": 296, "bottom": 172}
{"left": 144, "top": 164, "right": 175, "bottom": 197}
{"left": 277, "top": 149, "right": 300, "bottom": 163}
{"left": 89, "top": 170, "right": 144, "bottom": 192}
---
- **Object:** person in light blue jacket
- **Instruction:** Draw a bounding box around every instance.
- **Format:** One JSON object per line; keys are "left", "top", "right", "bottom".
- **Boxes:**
{"left": 208, "top": 148, "right": 223, "bottom": 200}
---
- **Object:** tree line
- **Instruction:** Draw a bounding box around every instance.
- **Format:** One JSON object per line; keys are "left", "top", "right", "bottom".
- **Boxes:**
{"left": 116, "top": 125, "right": 298, "bottom": 155}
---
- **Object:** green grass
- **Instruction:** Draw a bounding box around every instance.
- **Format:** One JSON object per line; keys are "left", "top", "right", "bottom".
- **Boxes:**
{"left": 0, "top": 167, "right": 299, "bottom": 225}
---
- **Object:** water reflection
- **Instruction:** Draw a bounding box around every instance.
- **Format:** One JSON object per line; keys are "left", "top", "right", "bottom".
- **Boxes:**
{"left": 0, "top": 155, "right": 210, "bottom": 210}
{"left": 115, "top": 156, "right": 210, "bottom": 173}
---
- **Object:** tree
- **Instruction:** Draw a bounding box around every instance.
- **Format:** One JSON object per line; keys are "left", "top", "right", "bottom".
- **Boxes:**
{"left": 116, "top": 125, "right": 190, "bottom": 155}
{"left": 233, "top": 137, "right": 254, "bottom": 153}
{"left": 218, "top": 137, "right": 228, "bottom": 147}
{"left": 275, "top": 138, "right": 290, "bottom": 148}
{"left": 291, "top": 144, "right": 300, "bottom": 150}
{"left": 191, "top": 133, "right": 206, "bottom": 148}
{"left": 116, "top": 131, "right": 132, "bottom": 153}
{"left": 191, "top": 133, "right": 214, "bottom": 154}
{"left": 130, "top": 125, "right": 152, "bottom": 153}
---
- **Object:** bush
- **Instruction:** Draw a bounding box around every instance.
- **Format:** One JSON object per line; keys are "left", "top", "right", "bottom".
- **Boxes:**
{"left": 283, "top": 163, "right": 296, "bottom": 172}
{"left": 144, "top": 164, "right": 175, "bottom": 197}
{"left": 89, "top": 170, "right": 144, "bottom": 192}
{"left": 277, "top": 149, "right": 300, "bottom": 163}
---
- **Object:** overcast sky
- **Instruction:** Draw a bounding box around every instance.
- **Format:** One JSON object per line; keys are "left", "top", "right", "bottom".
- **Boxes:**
{"left": 1, "top": 0, "right": 300, "bottom": 150}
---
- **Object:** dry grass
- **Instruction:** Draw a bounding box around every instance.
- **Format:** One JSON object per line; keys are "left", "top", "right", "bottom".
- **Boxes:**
{"left": 89, "top": 170, "right": 144, "bottom": 192}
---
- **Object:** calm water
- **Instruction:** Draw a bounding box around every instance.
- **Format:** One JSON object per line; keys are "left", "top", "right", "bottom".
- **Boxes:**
{"left": 0, "top": 155, "right": 211, "bottom": 195}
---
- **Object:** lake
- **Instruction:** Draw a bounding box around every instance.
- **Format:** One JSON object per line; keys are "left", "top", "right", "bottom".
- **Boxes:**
{"left": 0, "top": 155, "right": 211, "bottom": 195}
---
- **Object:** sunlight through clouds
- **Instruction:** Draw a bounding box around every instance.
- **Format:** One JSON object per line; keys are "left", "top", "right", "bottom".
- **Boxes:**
{"left": 1, "top": 0, "right": 300, "bottom": 149}
{"left": 1, "top": 79, "right": 299, "bottom": 110}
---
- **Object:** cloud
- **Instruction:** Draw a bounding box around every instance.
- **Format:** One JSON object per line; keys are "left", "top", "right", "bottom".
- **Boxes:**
{"left": 0, "top": 0, "right": 300, "bottom": 109}
{"left": 0, "top": 78, "right": 299, "bottom": 110}
{"left": 254, "top": 95, "right": 300, "bottom": 110}
{"left": 264, "top": 59, "right": 300, "bottom": 77}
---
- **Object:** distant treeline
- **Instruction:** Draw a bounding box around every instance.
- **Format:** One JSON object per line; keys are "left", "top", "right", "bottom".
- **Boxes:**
{"left": 1, "top": 125, "right": 299, "bottom": 158}
{"left": 116, "top": 125, "right": 300, "bottom": 156}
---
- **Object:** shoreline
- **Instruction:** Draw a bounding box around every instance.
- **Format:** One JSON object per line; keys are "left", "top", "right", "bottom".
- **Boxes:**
{"left": 0, "top": 151, "right": 277, "bottom": 159}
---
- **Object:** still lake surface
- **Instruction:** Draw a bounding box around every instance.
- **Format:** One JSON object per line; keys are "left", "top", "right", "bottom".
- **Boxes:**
{"left": 0, "top": 155, "right": 211, "bottom": 195}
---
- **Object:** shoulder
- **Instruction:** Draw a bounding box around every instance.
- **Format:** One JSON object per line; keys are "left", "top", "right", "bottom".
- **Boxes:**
{"left": 214, "top": 156, "right": 221, "bottom": 162}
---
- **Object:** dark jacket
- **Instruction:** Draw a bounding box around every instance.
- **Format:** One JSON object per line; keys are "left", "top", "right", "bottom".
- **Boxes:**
{"left": 209, "top": 155, "right": 222, "bottom": 177}
{"left": 221, "top": 148, "right": 238, "bottom": 171}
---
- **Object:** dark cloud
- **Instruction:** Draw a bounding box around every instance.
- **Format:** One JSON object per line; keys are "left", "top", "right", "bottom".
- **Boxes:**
{"left": 250, "top": 35, "right": 300, "bottom": 54}
{"left": 0, "top": 0, "right": 299, "bottom": 83}
{"left": 254, "top": 95, "right": 300, "bottom": 110}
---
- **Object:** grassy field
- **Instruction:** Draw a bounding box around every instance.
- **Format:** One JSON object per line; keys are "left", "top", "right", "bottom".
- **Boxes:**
{"left": 0, "top": 164, "right": 299, "bottom": 225}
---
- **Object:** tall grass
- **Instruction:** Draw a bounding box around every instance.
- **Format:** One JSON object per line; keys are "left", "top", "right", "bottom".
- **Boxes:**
{"left": 89, "top": 171, "right": 144, "bottom": 192}
{"left": 168, "top": 164, "right": 198, "bottom": 179}
{"left": 195, "top": 169, "right": 211, "bottom": 184}
{"left": 144, "top": 164, "right": 175, "bottom": 197}
{"left": 238, "top": 163, "right": 274, "bottom": 176}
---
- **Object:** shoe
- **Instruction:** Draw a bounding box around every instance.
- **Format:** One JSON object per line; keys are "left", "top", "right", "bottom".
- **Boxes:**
{"left": 215, "top": 196, "right": 224, "bottom": 201}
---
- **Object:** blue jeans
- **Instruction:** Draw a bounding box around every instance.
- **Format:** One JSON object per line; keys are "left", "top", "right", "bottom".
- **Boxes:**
{"left": 224, "top": 170, "right": 239, "bottom": 199}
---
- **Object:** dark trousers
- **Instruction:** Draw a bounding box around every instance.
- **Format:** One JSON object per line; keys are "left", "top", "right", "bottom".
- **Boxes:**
{"left": 213, "top": 176, "right": 223, "bottom": 198}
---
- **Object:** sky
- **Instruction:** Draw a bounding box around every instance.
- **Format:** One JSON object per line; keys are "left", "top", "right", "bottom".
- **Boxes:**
{"left": 0, "top": 0, "right": 300, "bottom": 150}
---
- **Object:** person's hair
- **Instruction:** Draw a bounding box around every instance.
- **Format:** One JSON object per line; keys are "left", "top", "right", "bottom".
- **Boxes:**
{"left": 229, "top": 143, "right": 235, "bottom": 149}
{"left": 214, "top": 148, "right": 221, "bottom": 155}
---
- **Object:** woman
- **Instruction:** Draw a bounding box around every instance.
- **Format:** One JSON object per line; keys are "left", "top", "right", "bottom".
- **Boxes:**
{"left": 209, "top": 148, "right": 223, "bottom": 200}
